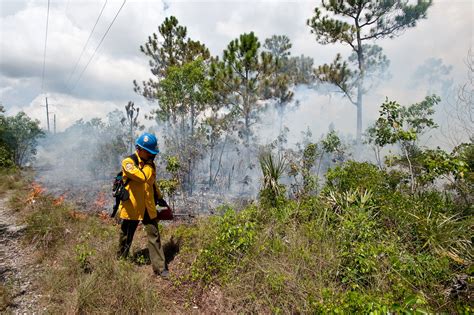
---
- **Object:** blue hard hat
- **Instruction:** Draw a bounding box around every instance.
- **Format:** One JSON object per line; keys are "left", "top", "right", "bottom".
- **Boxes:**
{"left": 135, "top": 132, "right": 159, "bottom": 155}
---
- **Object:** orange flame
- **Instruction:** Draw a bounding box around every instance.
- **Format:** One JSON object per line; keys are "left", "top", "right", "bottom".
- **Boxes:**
{"left": 53, "top": 195, "right": 65, "bottom": 206}
{"left": 32, "top": 182, "right": 45, "bottom": 195}
{"left": 27, "top": 182, "right": 45, "bottom": 204}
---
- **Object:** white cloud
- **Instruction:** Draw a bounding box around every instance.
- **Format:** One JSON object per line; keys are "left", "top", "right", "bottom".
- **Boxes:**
{"left": 1, "top": 0, "right": 472, "bottom": 143}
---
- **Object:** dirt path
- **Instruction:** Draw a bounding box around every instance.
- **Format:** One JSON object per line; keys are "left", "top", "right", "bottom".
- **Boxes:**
{"left": 0, "top": 192, "right": 42, "bottom": 313}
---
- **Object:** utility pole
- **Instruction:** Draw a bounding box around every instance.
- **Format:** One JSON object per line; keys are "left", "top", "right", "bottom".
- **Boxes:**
{"left": 45, "top": 97, "right": 50, "bottom": 132}
{"left": 125, "top": 101, "right": 139, "bottom": 154}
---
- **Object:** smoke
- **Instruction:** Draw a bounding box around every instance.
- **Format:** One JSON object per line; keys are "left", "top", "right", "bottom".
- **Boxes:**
{"left": 31, "top": 78, "right": 455, "bottom": 216}
{"left": 33, "top": 83, "right": 359, "bottom": 215}
{"left": 34, "top": 112, "right": 129, "bottom": 213}
{"left": 31, "top": 50, "right": 472, "bottom": 216}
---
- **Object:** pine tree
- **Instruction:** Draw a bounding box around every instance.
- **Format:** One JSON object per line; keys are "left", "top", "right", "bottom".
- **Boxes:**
{"left": 308, "top": 0, "right": 432, "bottom": 140}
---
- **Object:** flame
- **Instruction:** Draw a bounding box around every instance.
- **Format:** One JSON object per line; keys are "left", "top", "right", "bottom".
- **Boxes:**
{"left": 53, "top": 194, "right": 65, "bottom": 206}
{"left": 27, "top": 182, "right": 45, "bottom": 204}
{"left": 31, "top": 182, "right": 45, "bottom": 195}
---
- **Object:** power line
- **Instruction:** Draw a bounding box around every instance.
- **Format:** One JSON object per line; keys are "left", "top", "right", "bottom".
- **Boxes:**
{"left": 70, "top": 0, "right": 126, "bottom": 93}
{"left": 41, "top": 0, "right": 51, "bottom": 92}
{"left": 65, "top": 0, "right": 108, "bottom": 88}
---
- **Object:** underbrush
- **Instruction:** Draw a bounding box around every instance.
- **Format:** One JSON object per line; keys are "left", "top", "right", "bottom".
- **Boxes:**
{"left": 176, "top": 161, "right": 473, "bottom": 313}
{"left": 6, "top": 162, "right": 473, "bottom": 313}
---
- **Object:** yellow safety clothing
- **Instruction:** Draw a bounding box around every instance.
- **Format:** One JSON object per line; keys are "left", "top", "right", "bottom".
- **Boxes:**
{"left": 118, "top": 152, "right": 162, "bottom": 220}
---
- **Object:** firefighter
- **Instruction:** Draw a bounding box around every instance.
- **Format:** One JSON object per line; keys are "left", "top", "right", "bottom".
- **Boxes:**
{"left": 117, "top": 132, "right": 169, "bottom": 278}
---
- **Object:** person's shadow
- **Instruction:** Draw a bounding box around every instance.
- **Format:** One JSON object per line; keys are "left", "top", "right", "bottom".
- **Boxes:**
{"left": 132, "top": 236, "right": 180, "bottom": 266}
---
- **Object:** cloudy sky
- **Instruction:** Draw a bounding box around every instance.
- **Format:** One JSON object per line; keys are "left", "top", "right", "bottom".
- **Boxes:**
{"left": 0, "top": 0, "right": 472, "bottom": 143}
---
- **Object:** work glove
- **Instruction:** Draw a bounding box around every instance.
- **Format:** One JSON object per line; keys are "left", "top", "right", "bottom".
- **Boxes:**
{"left": 156, "top": 198, "right": 169, "bottom": 208}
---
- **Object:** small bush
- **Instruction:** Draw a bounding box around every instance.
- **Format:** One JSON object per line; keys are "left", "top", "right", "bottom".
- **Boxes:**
{"left": 191, "top": 205, "right": 258, "bottom": 283}
{"left": 75, "top": 243, "right": 94, "bottom": 273}
{"left": 324, "top": 161, "right": 392, "bottom": 194}
{"left": 0, "top": 146, "right": 14, "bottom": 168}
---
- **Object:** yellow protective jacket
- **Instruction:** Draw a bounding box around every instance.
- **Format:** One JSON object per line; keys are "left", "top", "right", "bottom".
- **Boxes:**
{"left": 118, "top": 152, "right": 162, "bottom": 220}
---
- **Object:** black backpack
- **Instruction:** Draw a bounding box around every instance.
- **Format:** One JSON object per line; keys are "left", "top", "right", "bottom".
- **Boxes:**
{"left": 111, "top": 154, "right": 160, "bottom": 218}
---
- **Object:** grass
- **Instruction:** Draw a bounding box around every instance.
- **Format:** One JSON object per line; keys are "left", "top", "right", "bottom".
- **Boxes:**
{"left": 0, "top": 174, "right": 181, "bottom": 313}
{"left": 23, "top": 196, "right": 168, "bottom": 313}
{"left": 41, "top": 243, "right": 163, "bottom": 313}
{"left": 3, "top": 163, "right": 472, "bottom": 313}
{"left": 0, "top": 283, "right": 13, "bottom": 312}
{"left": 0, "top": 167, "right": 18, "bottom": 185}
{"left": 0, "top": 167, "right": 24, "bottom": 198}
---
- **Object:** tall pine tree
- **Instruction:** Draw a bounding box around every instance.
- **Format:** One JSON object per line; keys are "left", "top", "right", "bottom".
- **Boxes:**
{"left": 308, "top": 0, "right": 432, "bottom": 140}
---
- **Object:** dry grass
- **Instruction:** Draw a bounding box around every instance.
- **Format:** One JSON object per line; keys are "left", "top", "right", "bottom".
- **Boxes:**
{"left": 32, "top": 210, "right": 168, "bottom": 313}
{"left": 0, "top": 283, "right": 13, "bottom": 312}
{"left": 0, "top": 169, "right": 25, "bottom": 200}
{"left": 17, "top": 186, "right": 211, "bottom": 313}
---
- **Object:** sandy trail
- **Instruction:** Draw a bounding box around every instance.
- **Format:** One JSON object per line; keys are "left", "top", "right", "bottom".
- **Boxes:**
{"left": 0, "top": 192, "right": 42, "bottom": 313}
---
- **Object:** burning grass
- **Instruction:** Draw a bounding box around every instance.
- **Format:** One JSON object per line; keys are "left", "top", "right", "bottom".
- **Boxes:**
{"left": 52, "top": 194, "right": 65, "bottom": 206}
{"left": 8, "top": 172, "right": 208, "bottom": 313}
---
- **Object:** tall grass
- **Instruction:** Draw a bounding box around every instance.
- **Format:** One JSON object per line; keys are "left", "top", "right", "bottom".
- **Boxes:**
{"left": 0, "top": 168, "right": 22, "bottom": 195}
{"left": 12, "top": 182, "right": 170, "bottom": 313}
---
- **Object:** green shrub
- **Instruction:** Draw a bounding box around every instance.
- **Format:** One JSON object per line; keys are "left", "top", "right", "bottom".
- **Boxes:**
{"left": 0, "top": 146, "right": 13, "bottom": 168}
{"left": 191, "top": 205, "right": 258, "bottom": 283}
{"left": 315, "top": 289, "right": 392, "bottom": 314}
{"left": 75, "top": 243, "right": 94, "bottom": 273}
{"left": 324, "top": 161, "right": 393, "bottom": 194}
{"left": 338, "top": 209, "right": 383, "bottom": 287}
{"left": 259, "top": 151, "right": 287, "bottom": 207}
